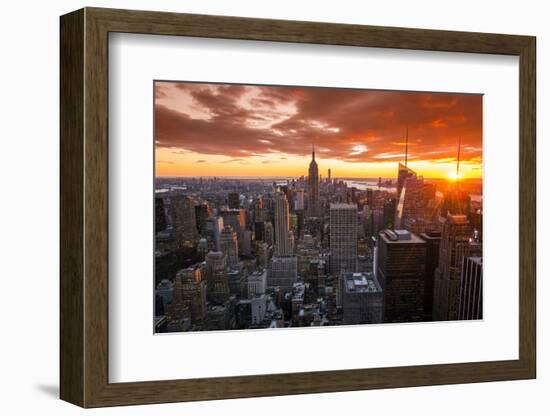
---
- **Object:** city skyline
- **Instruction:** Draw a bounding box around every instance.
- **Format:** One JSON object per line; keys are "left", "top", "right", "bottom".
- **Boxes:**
{"left": 155, "top": 81, "right": 482, "bottom": 180}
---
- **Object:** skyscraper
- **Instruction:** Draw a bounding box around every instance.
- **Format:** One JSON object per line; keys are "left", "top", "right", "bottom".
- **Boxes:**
{"left": 171, "top": 196, "right": 198, "bottom": 249}
{"left": 329, "top": 203, "right": 358, "bottom": 274}
{"left": 376, "top": 229, "right": 427, "bottom": 323}
{"left": 340, "top": 272, "right": 383, "bottom": 324}
{"left": 274, "top": 191, "right": 292, "bottom": 256}
{"left": 458, "top": 256, "right": 483, "bottom": 320}
{"left": 307, "top": 145, "right": 320, "bottom": 217}
{"left": 228, "top": 192, "right": 240, "bottom": 209}
{"left": 173, "top": 266, "right": 207, "bottom": 324}
{"left": 155, "top": 197, "right": 167, "bottom": 233}
{"left": 206, "top": 251, "right": 229, "bottom": 305}
{"left": 219, "top": 225, "right": 239, "bottom": 267}
{"left": 419, "top": 231, "right": 441, "bottom": 320}
{"left": 433, "top": 214, "right": 481, "bottom": 321}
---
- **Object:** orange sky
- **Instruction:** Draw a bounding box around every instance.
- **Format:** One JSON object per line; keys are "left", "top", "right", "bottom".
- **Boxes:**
{"left": 155, "top": 81, "right": 482, "bottom": 179}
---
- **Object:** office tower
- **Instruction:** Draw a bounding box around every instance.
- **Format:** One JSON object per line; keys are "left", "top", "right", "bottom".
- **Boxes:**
{"left": 340, "top": 272, "right": 383, "bottom": 324}
{"left": 171, "top": 196, "right": 198, "bottom": 249}
{"left": 206, "top": 251, "right": 229, "bottom": 305}
{"left": 274, "top": 192, "right": 292, "bottom": 256}
{"left": 219, "top": 208, "right": 247, "bottom": 250}
{"left": 441, "top": 185, "right": 471, "bottom": 217}
{"left": 376, "top": 229, "right": 427, "bottom": 323}
{"left": 155, "top": 197, "right": 167, "bottom": 233}
{"left": 206, "top": 216, "right": 224, "bottom": 251}
{"left": 307, "top": 144, "right": 320, "bottom": 217}
{"left": 253, "top": 196, "right": 265, "bottom": 222}
{"left": 264, "top": 221, "right": 275, "bottom": 247}
{"left": 228, "top": 192, "right": 240, "bottom": 209}
{"left": 458, "top": 257, "right": 483, "bottom": 320}
{"left": 254, "top": 221, "right": 265, "bottom": 241}
{"left": 241, "top": 229, "right": 252, "bottom": 255}
{"left": 173, "top": 266, "right": 206, "bottom": 324}
{"left": 194, "top": 202, "right": 212, "bottom": 237}
{"left": 251, "top": 295, "right": 268, "bottom": 325}
{"left": 268, "top": 255, "right": 298, "bottom": 292}
{"left": 396, "top": 128, "right": 414, "bottom": 198}
{"left": 155, "top": 279, "right": 174, "bottom": 310}
{"left": 219, "top": 208, "right": 246, "bottom": 235}
{"left": 197, "top": 238, "right": 208, "bottom": 261}
{"left": 256, "top": 241, "right": 270, "bottom": 269}
{"left": 419, "top": 231, "right": 441, "bottom": 320}
{"left": 441, "top": 137, "right": 471, "bottom": 217}
{"left": 433, "top": 214, "right": 480, "bottom": 321}
{"left": 248, "top": 270, "right": 267, "bottom": 298}
{"left": 294, "top": 189, "right": 304, "bottom": 211}
{"left": 219, "top": 225, "right": 239, "bottom": 267}
{"left": 329, "top": 203, "right": 358, "bottom": 274}
{"left": 395, "top": 165, "right": 438, "bottom": 234}
{"left": 328, "top": 168, "right": 331, "bottom": 182}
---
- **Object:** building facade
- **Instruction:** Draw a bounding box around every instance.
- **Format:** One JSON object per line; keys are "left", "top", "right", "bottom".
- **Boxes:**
{"left": 376, "top": 229, "right": 427, "bottom": 323}
{"left": 329, "top": 203, "right": 358, "bottom": 275}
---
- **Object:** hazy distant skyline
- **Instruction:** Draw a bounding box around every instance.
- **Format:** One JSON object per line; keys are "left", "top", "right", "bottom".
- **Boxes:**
{"left": 155, "top": 81, "right": 482, "bottom": 179}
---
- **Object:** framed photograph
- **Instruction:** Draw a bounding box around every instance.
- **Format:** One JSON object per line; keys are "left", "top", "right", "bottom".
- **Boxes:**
{"left": 60, "top": 7, "right": 536, "bottom": 408}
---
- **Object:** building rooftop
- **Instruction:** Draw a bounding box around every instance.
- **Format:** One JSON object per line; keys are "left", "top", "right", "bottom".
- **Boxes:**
{"left": 379, "top": 229, "right": 425, "bottom": 244}
{"left": 343, "top": 272, "right": 382, "bottom": 293}
{"left": 329, "top": 203, "right": 357, "bottom": 209}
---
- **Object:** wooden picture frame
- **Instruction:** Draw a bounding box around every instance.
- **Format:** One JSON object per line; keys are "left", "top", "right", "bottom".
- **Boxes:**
{"left": 60, "top": 7, "right": 536, "bottom": 408}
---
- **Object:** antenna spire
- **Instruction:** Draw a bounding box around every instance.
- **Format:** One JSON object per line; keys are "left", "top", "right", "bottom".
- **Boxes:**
{"left": 312, "top": 141, "right": 315, "bottom": 161}
{"left": 456, "top": 136, "right": 461, "bottom": 178}
{"left": 405, "top": 127, "right": 409, "bottom": 166}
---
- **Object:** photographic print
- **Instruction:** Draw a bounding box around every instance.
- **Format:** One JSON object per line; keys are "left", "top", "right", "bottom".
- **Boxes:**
{"left": 154, "top": 81, "right": 483, "bottom": 333}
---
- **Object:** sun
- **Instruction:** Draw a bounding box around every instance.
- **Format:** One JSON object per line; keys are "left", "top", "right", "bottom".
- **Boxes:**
{"left": 447, "top": 171, "right": 461, "bottom": 181}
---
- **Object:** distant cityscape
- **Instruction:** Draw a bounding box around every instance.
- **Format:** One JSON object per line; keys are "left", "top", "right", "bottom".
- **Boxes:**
{"left": 154, "top": 82, "right": 483, "bottom": 333}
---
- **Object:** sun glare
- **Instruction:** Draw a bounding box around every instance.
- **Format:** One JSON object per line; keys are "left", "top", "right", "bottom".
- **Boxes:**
{"left": 447, "top": 171, "right": 461, "bottom": 181}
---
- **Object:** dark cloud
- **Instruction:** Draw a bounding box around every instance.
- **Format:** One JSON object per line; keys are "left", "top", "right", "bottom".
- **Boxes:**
{"left": 155, "top": 83, "right": 482, "bottom": 164}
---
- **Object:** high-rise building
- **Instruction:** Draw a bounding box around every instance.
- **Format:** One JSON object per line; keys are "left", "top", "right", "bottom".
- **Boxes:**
{"left": 458, "top": 257, "right": 483, "bottom": 320}
{"left": 264, "top": 221, "right": 275, "bottom": 247}
{"left": 396, "top": 163, "right": 415, "bottom": 201}
{"left": 433, "top": 214, "right": 481, "bottom": 321}
{"left": 376, "top": 229, "right": 427, "bottom": 323}
{"left": 194, "top": 202, "right": 212, "bottom": 237}
{"left": 228, "top": 192, "right": 240, "bottom": 209}
{"left": 329, "top": 203, "right": 358, "bottom": 274}
{"left": 206, "top": 216, "right": 224, "bottom": 251}
{"left": 219, "top": 208, "right": 246, "bottom": 235}
{"left": 269, "top": 255, "right": 298, "bottom": 292}
{"left": 219, "top": 225, "right": 239, "bottom": 267}
{"left": 419, "top": 231, "right": 441, "bottom": 320}
{"left": 248, "top": 269, "right": 267, "bottom": 298}
{"left": 206, "top": 251, "right": 229, "bottom": 305}
{"left": 171, "top": 196, "right": 198, "bottom": 249}
{"left": 294, "top": 189, "right": 304, "bottom": 211}
{"left": 340, "top": 272, "right": 383, "bottom": 324}
{"left": 274, "top": 192, "right": 292, "bottom": 256}
{"left": 173, "top": 266, "right": 207, "bottom": 324}
{"left": 155, "top": 197, "right": 167, "bottom": 233}
{"left": 307, "top": 145, "right": 320, "bottom": 217}
{"left": 253, "top": 196, "right": 265, "bottom": 223}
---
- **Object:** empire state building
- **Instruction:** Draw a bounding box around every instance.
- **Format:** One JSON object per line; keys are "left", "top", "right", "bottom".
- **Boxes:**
{"left": 307, "top": 144, "right": 320, "bottom": 217}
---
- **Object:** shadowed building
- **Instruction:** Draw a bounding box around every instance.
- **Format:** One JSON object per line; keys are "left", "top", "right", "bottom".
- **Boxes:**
{"left": 340, "top": 272, "right": 383, "bottom": 324}
{"left": 206, "top": 251, "right": 229, "bottom": 305}
{"left": 458, "top": 256, "right": 483, "bottom": 320}
{"left": 377, "top": 229, "right": 427, "bottom": 323}
{"left": 433, "top": 214, "right": 481, "bottom": 321}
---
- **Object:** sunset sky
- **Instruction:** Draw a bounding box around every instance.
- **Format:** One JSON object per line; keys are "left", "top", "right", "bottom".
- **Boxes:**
{"left": 154, "top": 81, "right": 482, "bottom": 179}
